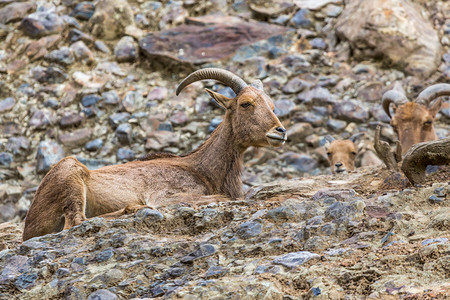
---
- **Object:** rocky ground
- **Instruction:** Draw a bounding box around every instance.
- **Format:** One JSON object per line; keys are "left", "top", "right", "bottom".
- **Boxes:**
{"left": 0, "top": 0, "right": 449, "bottom": 299}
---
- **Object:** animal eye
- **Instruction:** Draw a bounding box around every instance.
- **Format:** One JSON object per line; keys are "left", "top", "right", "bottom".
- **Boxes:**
{"left": 351, "top": 151, "right": 357, "bottom": 156}
{"left": 241, "top": 102, "right": 252, "bottom": 108}
{"left": 423, "top": 120, "right": 432, "bottom": 126}
{"left": 327, "top": 152, "right": 332, "bottom": 157}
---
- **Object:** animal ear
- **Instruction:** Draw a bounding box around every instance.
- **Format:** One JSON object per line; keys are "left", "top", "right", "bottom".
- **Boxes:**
{"left": 428, "top": 98, "right": 442, "bottom": 117}
{"left": 392, "top": 104, "right": 398, "bottom": 113}
{"left": 205, "top": 88, "right": 232, "bottom": 110}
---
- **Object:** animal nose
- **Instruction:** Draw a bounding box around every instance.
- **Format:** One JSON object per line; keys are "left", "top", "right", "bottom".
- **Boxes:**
{"left": 275, "top": 127, "right": 286, "bottom": 134}
{"left": 335, "top": 162, "right": 343, "bottom": 167}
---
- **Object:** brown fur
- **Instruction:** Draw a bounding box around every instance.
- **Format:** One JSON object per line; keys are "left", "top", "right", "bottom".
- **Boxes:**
{"left": 23, "top": 86, "right": 286, "bottom": 241}
{"left": 391, "top": 101, "right": 441, "bottom": 155}
{"left": 325, "top": 140, "right": 358, "bottom": 174}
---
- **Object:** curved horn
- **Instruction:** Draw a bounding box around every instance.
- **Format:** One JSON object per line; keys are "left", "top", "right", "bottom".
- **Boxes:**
{"left": 416, "top": 83, "right": 450, "bottom": 106}
{"left": 381, "top": 90, "right": 408, "bottom": 119}
{"left": 176, "top": 68, "right": 247, "bottom": 96}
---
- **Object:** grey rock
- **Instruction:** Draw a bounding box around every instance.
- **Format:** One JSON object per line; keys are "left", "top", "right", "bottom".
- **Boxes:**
{"left": 135, "top": 208, "right": 164, "bottom": 226}
{"left": 326, "top": 119, "right": 347, "bottom": 132}
{"left": 36, "top": 141, "right": 65, "bottom": 173}
{"left": 310, "top": 38, "right": 327, "bottom": 50}
{"left": 114, "top": 36, "right": 138, "bottom": 63}
{"left": 60, "top": 112, "right": 83, "bottom": 128}
{"left": 88, "top": 0, "right": 134, "bottom": 40}
{"left": 282, "top": 77, "right": 310, "bottom": 94}
{"left": 32, "top": 66, "right": 68, "bottom": 84}
{"left": 81, "top": 94, "right": 102, "bottom": 107}
{"left": 236, "top": 221, "right": 263, "bottom": 239}
{"left": 0, "top": 152, "right": 13, "bottom": 166}
{"left": 87, "top": 289, "right": 118, "bottom": 300}
{"left": 71, "top": 2, "right": 95, "bottom": 20}
{"left": 266, "top": 206, "right": 295, "bottom": 221}
{"left": 286, "top": 123, "right": 314, "bottom": 143}
{"left": 14, "top": 272, "right": 37, "bottom": 290}
{"left": 45, "top": 47, "right": 75, "bottom": 66}
{"left": 29, "top": 109, "right": 55, "bottom": 129}
{"left": 181, "top": 244, "right": 216, "bottom": 263}
{"left": 290, "top": 9, "right": 312, "bottom": 28}
{"left": 21, "top": 12, "right": 65, "bottom": 38}
{"left": 0, "top": 2, "right": 36, "bottom": 25}
{"left": 205, "top": 266, "right": 227, "bottom": 279}
{"left": 109, "top": 112, "right": 131, "bottom": 128}
{"left": 0, "top": 97, "right": 15, "bottom": 112}
{"left": 332, "top": 100, "right": 369, "bottom": 123}
{"left": 313, "top": 189, "right": 356, "bottom": 201}
{"left": 6, "top": 137, "right": 30, "bottom": 155}
{"left": 115, "top": 123, "right": 132, "bottom": 145}
{"left": 170, "top": 111, "right": 189, "bottom": 126}
{"left": 280, "top": 152, "right": 318, "bottom": 173}
{"left": 70, "top": 41, "right": 95, "bottom": 65}
{"left": 274, "top": 99, "right": 296, "bottom": 118}
{"left": 68, "top": 28, "right": 94, "bottom": 44}
{"left": 273, "top": 251, "right": 319, "bottom": 268}
{"left": 59, "top": 128, "right": 92, "bottom": 147}
{"left": 116, "top": 148, "right": 135, "bottom": 161}
{"left": 94, "top": 41, "right": 111, "bottom": 54}
{"left": 102, "top": 91, "right": 120, "bottom": 106}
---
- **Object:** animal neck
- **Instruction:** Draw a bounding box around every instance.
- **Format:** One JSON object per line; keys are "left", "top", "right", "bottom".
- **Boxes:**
{"left": 186, "top": 115, "right": 245, "bottom": 199}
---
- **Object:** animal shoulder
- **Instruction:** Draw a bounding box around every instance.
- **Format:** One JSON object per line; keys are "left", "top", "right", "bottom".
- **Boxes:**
{"left": 137, "top": 153, "right": 180, "bottom": 161}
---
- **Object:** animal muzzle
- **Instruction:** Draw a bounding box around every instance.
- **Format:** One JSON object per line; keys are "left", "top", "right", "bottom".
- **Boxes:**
{"left": 333, "top": 162, "right": 347, "bottom": 174}
{"left": 266, "top": 126, "right": 287, "bottom": 146}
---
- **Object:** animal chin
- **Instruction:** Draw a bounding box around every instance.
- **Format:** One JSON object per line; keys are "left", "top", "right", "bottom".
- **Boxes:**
{"left": 266, "top": 134, "right": 286, "bottom": 146}
{"left": 335, "top": 168, "right": 346, "bottom": 174}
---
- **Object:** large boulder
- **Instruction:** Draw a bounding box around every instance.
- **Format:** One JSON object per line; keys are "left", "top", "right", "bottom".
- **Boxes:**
{"left": 88, "top": 0, "right": 134, "bottom": 40}
{"left": 335, "top": 0, "right": 441, "bottom": 78}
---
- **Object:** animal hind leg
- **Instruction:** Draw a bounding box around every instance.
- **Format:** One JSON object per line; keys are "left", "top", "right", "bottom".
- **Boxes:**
{"left": 62, "top": 179, "right": 88, "bottom": 230}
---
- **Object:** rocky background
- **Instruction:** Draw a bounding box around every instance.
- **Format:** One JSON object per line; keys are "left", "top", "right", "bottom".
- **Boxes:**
{"left": 0, "top": 0, "right": 449, "bottom": 299}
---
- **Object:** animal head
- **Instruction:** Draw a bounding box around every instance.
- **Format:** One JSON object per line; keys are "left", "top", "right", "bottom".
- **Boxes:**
{"left": 324, "top": 133, "right": 363, "bottom": 174}
{"left": 382, "top": 83, "right": 449, "bottom": 155}
{"left": 176, "top": 68, "right": 286, "bottom": 149}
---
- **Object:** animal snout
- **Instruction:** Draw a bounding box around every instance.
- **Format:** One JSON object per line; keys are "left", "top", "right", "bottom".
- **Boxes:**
{"left": 335, "top": 162, "right": 343, "bottom": 167}
{"left": 275, "top": 127, "right": 286, "bottom": 134}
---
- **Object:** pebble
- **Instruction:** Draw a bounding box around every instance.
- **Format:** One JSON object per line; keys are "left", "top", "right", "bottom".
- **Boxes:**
{"left": 70, "top": 41, "right": 95, "bottom": 65}
{"left": 282, "top": 77, "right": 310, "bottom": 94}
{"left": 280, "top": 152, "right": 318, "bottom": 173}
{"left": 45, "top": 47, "right": 75, "bottom": 66}
{"left": 59, "top": 128, "right": 92, "bottom": 147}
{"left": 87, "top": 289, "right": 118, "bottom": 300}
{"left": 286, "top": 123, "right": 314, "bottom": 143}
{"left": 85, "top": 139, "right": 103, "bottom": 151}
{"left": 81, "top": 94, "right": 102, "bottom": 107}
{"left": 274, "top": 99, "right": 296, "bottom": 118}
{"left": 102, "top": 91, "right": 120, "bottom": 105}
{"left": 109, "top": 112, "right": 131, "bottom": 128}
{"left": 21, "top": 12, "right": 65, "bottom": 38}
{"left": 68, "top": 28, "right": 94, "bottom": 44}
{"left": 0, "top": 97, "right": 15, "bottom": 112}
{"left": 115, "top": 123, "right": 133, "bottom": 145}
{"left": 332, "top": 100, "right": 369, "bottom": 123}
{"left": 60, "top": 112, "right": 83, "bottom": 128}
{"left": 290, "top": 9, "right": 312, "bottom": 28}
{"left": 116, "top": 148, "right": 135, "bottom": 161}
{"left": 236, "top": 221, "right": 263, "bottom": 239}
{"left": 71, "top": 2, "right": 95, "bottom": 20}
{"left": 114, "top": 36, "right": 138, "bottom": 63}
{"left": 6, "top": 137, "right": 30, "bottom": 155}
{"left": 29, "top": 110, "right": 55, "bottom": 129}
{"left": 135, "top": 208, "right": 164, "bottom": 226}
{"left": 0, "top": 152, "right": 13, "bottom": 166}
{"left": 273, "top": 251, "right": 319, "bottom": 268}
{"left": 32, "top": 66, "right": 68, "bottom": 84}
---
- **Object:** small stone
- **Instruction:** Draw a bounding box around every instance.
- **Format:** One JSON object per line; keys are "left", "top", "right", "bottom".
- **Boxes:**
{"left": 14, "top": 272, "right": 38, "bottom": 290}
{"left": 181, "top": 244, "right": 216, "bottom": 263}
{"left": 280, "top": 152, "right": 318, "bottom": 173}
{"left": 85, "top": 139, "right": 103, "bottom": 151}
{"left": 87, "top": 289, "right": 118, "bottom": 300}
{"left": 208, "top": 117, "right": 222, "bottom": 133}
{"left": 332, "top": 100, "right": 369, "bottom": 123}
{"left": 0, "top": 152, "right": 13, "bottom": 166}
{"left": 287, "top": 123, "right": 314, "bottom": 143}
{"left": 21, "top": 12, "right": 65, "bottom": 38}
{"left": 60, "top": 112, "right": 83, "bottom": 128}
{"left": 45, "top": 47, "right": 75, "bottom": 66}
{"left": 290, "top": 9, "right": 312, "bottom": 28}
{"left": 145, "top": 131, "right": 179, "bottom": 151}
{"left": 147, "top": 87, "right": 168, "bottom": 101}
{"left": 6, "top": 137, "right": 30, "bottom": 155}
{"left": 433, "top": 187, "right": 446, "bottom": 197}
{"left": 313, "top": 189, "right": 356, "bottom": 201}
{"left": 326, "top": 119, "right": 347, "bottom": 132}
{"left": 114, "top": 36, "right": 138, "bottom": 63}
{"left": 236, "top": 221, "right": 262, "bottom": 239}
{"left": 204, "top": 266, "right": 227, "bottom": 279}
{"left": 274, "top": 99, "right": 296, "bottom": 118}
{"left": 282, "top": 77, "right": 310, "bottom": 94}
{"left": 115, "top": 123, "right": 132, "bottom": 145}
{"left": 428, "top": 195, "right": 444, "bottom": 204}
{"left": 122, "top": 91, "right": 141, "bottom": 113}
{"left": 59, "top": 128, "right": 92, "bottom": 147}
{"left": 94, "top": 41, "right": 111, "bottom": 54}
{"left": 310, "top": 38, "right": 327, "bottom": 49}
{"left": 273, "top": 251, "right": 319, "bottom": 268}
{"left": 421, "top": 238, "right": 448, "bottom": 246}
{"left": 169, "top": 111, "right": 189, "bottom": 126}
{"left": 102, "top": 91, "right": 120, "bottom": 105}
{"left": 71, "top": 2, "right": 95, "bottom": 20}
{"left": 81, "top": 94, "right": 102, "bottom": 107}
{"left": 70, "top": 41, "right": 95, "bottom": 65}
{"left": 32, "top": 66, "right": 68, "bottom": 84}
{"left": 109, "top": 112, "right": 131, "bottom": 128}
{"left": 266, "top": 206, "right": 295, "bottom": 221}
{"left": 117, "top": 148, "right": 135, "bottom": 161}
{"left": 158, "top": 122, "right": 173, "bottom": 132}
{"left": 56, "top": 268, "right": 70, "bottom": 278}
{"left": 0, "top": 97, "right": 15, "bottom": 112}
{"left": 36, "top": 141, "right": 65, "bottom": 173}
{"left": 135, "top": 208, "right": 164, "bottom": 226}
{"left": 0, "top": 2, "right": 36, "bottom": 25}
{"left": 298, "top": 87, "right": 333, "bottom": 105}
{"left": 68, "top": 28, "right": 94, "bottom": 44}
{"left": 29, "top": 110, "right": 55, "bottom": 129}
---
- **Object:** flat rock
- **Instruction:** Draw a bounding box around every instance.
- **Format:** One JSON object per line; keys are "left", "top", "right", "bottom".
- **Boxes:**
{"left": 20, "top": 12, "right": 65, "bottom": 38}
{"left": 273, "top": 251, "right": 319, "bottom": 268}
{"left": 0, "top": 1, "right": 36, "bottom": 25}
{"left": 59, "top": 128, "right": 92, "bottom": 147}
{"left": 139, "top": 15, "right": 289, "bottom": 65}
{"left": 294, "top": 0, "right": 342, "bottom": 10}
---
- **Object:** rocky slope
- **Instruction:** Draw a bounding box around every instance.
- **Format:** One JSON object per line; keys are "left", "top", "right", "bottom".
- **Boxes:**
{"left": 0, "top": 0, "right": 449, "bottom": 298}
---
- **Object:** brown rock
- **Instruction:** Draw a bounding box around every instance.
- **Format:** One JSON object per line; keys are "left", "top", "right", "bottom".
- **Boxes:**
{"left": 335, "top": 0, "right": 441, "bottom": 78}
{"left": 0, "top": 1, "right": 36, "bottom": 25}
{"left": 59, "top": 128, "right": 93, "bottom": 147}
{"left": 139, "top": 15, "right": 289, "bottom": 66}
{"left": 88, "top": 0, "right": 134, "bottom": 40}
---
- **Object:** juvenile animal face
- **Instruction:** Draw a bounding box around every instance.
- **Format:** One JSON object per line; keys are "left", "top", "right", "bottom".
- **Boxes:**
{"left": 325, "top": 140, "right": 358, "bottom": 174}
{"left": 206, "top": 83, "right": 286, "bottom": 149}
{"left": 391, "top": 102, "right": 439, "bottom": 154}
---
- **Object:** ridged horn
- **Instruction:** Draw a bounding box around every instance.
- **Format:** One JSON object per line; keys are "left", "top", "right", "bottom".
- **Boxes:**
{"left": 416, "top": 83, "right": 450, "bottom": 106}
{"left": 176, "top": 68, "right": 247, "bottom": 96}
{"left": 381, "top": 90, "right": 408, "bottom": 119}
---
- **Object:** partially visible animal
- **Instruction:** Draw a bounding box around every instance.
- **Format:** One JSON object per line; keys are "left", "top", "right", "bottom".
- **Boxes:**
{"left": 23, "top": 68, "right": 287, "bottom": 241}
{"left": 382, "top": 83, "right": 450, "bottom": 154}
{"left": 324, "top": 134, "right": 364, "bottom": 174}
